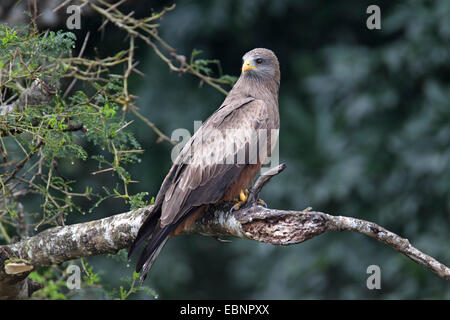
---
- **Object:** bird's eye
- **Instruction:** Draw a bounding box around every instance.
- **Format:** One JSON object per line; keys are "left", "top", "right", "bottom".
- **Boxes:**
{"left": 255, "top": 58, "right": 263, "bottom": 64}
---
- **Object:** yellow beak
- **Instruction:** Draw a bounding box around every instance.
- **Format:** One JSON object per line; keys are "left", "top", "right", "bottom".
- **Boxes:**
{"left": 242, "top": 60, "right": 257, "bottom": 73}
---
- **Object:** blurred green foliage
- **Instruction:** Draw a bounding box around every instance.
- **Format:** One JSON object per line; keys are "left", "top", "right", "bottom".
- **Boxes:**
{"left": 0, "top": 25, "right": 153, "bottom": 298}
{"left": 0, "top": 25, "right": 146, "bottom": 230}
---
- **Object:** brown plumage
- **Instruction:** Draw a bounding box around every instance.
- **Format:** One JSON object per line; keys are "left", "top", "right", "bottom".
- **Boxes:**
{"left": 129, "top": 48, "right": 281, "bottom": 281}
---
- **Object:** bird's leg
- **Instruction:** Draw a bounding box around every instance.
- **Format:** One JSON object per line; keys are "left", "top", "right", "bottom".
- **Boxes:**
{"left": 230, "top": 189, "right": 269, "bottom": 213}
{"left": 230, "top": 189, "right": 250, "bottom": 212}
{"left": 257, "top": 198, "right": 268, "bottom": 208}
{"left": 240, "top": 189, "right": 250, "bottom": 202}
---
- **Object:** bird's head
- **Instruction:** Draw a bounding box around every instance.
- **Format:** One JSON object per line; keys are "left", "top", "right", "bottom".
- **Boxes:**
{"left": 241, "top": 48, "right": 280, "bottom": 83}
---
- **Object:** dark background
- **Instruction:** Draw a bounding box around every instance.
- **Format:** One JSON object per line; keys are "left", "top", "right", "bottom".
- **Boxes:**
{"left": 3, "top": 0, "right": 450, "bottom": 299}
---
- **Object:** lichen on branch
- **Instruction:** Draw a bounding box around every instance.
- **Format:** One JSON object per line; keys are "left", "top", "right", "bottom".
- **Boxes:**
{"left": 1, "top": 164, "right": 448, "bottom": 299}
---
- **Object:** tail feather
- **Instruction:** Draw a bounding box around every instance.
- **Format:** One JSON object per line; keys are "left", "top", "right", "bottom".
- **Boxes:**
{"left": 128, "top": 208, "right": 160, "bottom": 259}
{"left": 138, "top": 235, "right": 169, "bottom": 283}
{"left": 131, "top": 207, "right": 198, "bottom": 282}
{"left": 135, "top": 225, "right": 173, "bottom": 273}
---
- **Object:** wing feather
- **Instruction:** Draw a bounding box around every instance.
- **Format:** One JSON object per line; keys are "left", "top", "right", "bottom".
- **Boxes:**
{"left": 159, "top": 98, "right": 274, "bottom": 227}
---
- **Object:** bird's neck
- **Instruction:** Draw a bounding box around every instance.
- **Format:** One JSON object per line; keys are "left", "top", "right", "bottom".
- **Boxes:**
{"left": 230, "top": 76, "right": 280, "bottom": 105}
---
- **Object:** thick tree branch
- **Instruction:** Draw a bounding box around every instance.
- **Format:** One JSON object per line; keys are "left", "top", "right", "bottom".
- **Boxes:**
{"left": 0, "top": 164, "right": 448, "bottom": 299}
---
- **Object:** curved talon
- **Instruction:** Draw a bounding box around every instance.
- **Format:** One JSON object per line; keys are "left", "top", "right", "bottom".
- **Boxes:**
{"left": 239, "top": 189, "right": 249, "bottom": 202}
{"left": 229, "top": 202, "right": 241, "bottom": 213}
{"left": 233, "top": 202, "right": 242, "bottom": 211}
{"left": 230, "top": 189, "right": 250, "bottom": 213}
{"left": 257, "top": 198, "right": 268, "bottom": 208}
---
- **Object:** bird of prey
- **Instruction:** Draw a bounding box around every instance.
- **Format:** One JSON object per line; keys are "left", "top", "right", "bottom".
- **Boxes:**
{"left": 129, "top": 48, "right": 280, "bottom": 281}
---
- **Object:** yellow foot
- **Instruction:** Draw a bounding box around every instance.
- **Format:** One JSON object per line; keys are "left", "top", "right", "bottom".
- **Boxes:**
{"left": 240, "top": 189, "right": 249, "bottom": 202}
{"left": 230, "top": 189, "right": 249, "bottom": 212}
{"left": 257, "top": 198, "right": 268, "bottom": 207}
